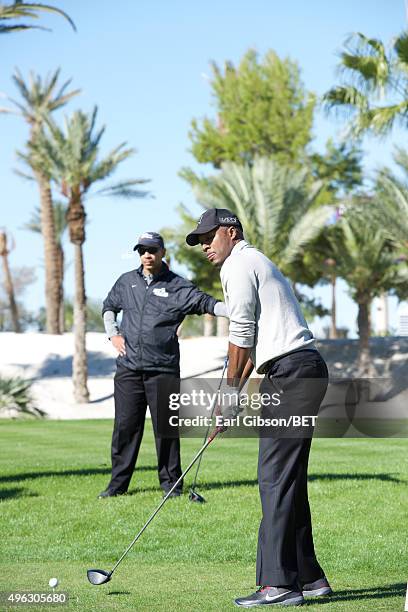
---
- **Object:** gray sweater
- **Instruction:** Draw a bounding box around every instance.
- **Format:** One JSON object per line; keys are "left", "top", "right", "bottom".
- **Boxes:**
{"left": 220, "top": 241, "right": 315, "bottom": 373}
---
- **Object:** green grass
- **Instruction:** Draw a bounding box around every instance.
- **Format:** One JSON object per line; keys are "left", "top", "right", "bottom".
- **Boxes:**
{"left": 0, "top": 420, "right": 407, "bottom": 611}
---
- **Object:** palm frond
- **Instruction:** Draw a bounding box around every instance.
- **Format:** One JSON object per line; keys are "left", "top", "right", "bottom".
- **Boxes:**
{"left": 7, "top": 68, "right": 80, "bottom": 125}
{"left": 0, "top": 2, "right": 76, "bottom": 33}
{"left": 31, "top": 107, "right": 150, "bottom": 206}
{"left": 283, "top": 205, "right": 334, "bottom": 264}
{"left": 341, "top": 53, "right": 388, "bottom": 87}
{"left": 189, "top": 156, "right": 326, "bottom": 267}
{"left": 373, "top": 171, "right": 408, "bottom": 251}
{"left": 393, "top": 145, "right": 408, "bottom": 165}
{"left": 323, "top": 86, "right": 369, "bottom": 113}
{"left": 324, "top": 30, "right": 408, "bottom": 138}
{"left": 394, "top": 31, "right": 408, "bottom": 66}
{"left": 11, "top": 68, "right": 31, "bottom": 103}
{"left": 365, "top": 102, "right": 408, "bottom": 135}
{"left": 349, "top": 33, "right": 386, "bottom": 56}
{"left": 0, "top": 105, "right": 21, "bottom": 115}
{"left": 95, "top": 179, "right": 151, "bottom": 199}
{"left": 13, "top": 166, "right": 35, "bottom": 181}
{"left": 22, "top": 200, "right": 68, "bottom": 239}
{"left": 0, "top": 23, "right": 49, "bottom": 32}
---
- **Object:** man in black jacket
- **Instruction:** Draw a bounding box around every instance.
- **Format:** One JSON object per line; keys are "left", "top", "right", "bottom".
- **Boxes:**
{"left": 99, "top": 231, "right": 226, "bottom": 498}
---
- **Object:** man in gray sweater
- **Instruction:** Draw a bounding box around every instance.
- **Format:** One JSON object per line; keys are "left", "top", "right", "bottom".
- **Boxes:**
{"left": 186, "top": 209, "right": 331, "bottom": 607}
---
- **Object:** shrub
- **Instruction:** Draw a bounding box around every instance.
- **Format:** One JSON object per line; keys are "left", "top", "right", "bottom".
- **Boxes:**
{"left": 0, "top": 376, "right": 44, "bottom": 418}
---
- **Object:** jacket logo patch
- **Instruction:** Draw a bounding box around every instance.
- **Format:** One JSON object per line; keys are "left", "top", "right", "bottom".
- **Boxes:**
{"left": 153, "top": 287, "right": 169, "bottom": 298}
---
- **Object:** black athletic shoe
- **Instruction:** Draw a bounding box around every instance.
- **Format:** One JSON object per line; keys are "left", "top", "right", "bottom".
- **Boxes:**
{"left": 301, "top": 577, "right": 332, "bottom": 597}
{"left": 234, "top": 586, "right": 304, "bottom": 607}
{"left": 97, "top": 489, "right": 127, "bottom": 499}
{"left": 162, "top": 490, "right": 182, "bottom": 498}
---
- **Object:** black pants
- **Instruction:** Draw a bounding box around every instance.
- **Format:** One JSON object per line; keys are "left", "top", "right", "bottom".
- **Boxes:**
{"left": 256, "top": 349, "right": 329, "bottom": 587}
{"left": 107, "top": 365, "right": 182, "bottom": 494}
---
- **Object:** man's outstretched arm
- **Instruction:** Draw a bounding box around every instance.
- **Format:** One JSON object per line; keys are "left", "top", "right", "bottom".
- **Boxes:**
{"left": 227, "top": 343, "right": 254, "bottom": 388}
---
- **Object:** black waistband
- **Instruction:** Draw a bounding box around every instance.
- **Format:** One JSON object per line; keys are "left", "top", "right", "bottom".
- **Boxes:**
{"left": 260, "top": 348, "right": 319, "bottom": 374}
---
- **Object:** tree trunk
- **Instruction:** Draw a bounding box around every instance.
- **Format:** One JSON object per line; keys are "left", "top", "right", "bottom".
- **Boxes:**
{"left": 357, "top": 298, "right": 372, "bottom": 376}
{"left": 68, "top": 196, "right": 89, "bottom": 403}
{"left": 0, "top": 232, "right": 21, "bottom": 333}
{"left": 56, "top": 243, "right": 65, "bottom": 332}
{"left": 36, "top": 170, "right": 62, "bottom": 334}
{"left": 72, "top": 242, "right": 89, "bottom": 402}
{"left": 203, "top": 313, "right": 215, "bottom": 337}
{"left": 330, "top": 274, "right": 338, "bottom": 339}
{"left": 376, "top": 292, "right": 389, "bottom": 336}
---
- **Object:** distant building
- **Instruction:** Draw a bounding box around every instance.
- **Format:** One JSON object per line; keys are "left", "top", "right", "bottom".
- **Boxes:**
{"left": 397, "top": 302, "right": 408, "bottom": 336}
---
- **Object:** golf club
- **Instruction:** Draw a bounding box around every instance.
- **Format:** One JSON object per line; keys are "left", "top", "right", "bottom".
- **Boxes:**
{"left": 189, "top": 356, "right": 228, "bottom": 503}
{"left": 87, "top": 422, "right": 227, "bottom": 586}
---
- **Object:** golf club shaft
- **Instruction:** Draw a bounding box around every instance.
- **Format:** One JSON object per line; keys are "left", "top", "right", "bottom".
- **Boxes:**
{"left": 110, "top": 432, "right": 219, "bottom": 575}
{"left": 190, "top": 357, "right": 228, "bottom": 492}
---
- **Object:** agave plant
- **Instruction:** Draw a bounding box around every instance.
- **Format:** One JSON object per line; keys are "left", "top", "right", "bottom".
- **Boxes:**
{"left": 0, "top": 375, "right": 44, "bottom": 417}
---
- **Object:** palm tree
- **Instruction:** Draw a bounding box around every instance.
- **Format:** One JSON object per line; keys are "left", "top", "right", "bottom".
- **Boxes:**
{"left": 1, "top": 69, "right": 80, "bottom": 333}
{"left": 0, "top": 229, "right": 21, "bottom": 332}
{"left": 323, "top": 258, "right": 338, "bottom": 338}
{"left": 0, "top": 1, "right": 75, "bottom": 34}
{"left": 302, "top": 207, "right": 351, "bottom": 338}
{"left": 187, "top": 157, "right": 332, "bottom": 272}
{"left": 24, "top": 201, "right": 67, "bottom": 330}
{"left": 373, "top": 152, "right": 408, "bottom": 259}
{"left": 162, "top": 203, "right": 225, "bottom": 338}
{"left": 31, "top": 107, "right": 149, "bottom": 402}
{"left": 323, "top": 31, "right": 408, "bottom": 137}
{"left": 323, "top": 32, "right": 408, "bottom": 342}
{"left": 329, "top": 205, "right": 408, "bottom": 374}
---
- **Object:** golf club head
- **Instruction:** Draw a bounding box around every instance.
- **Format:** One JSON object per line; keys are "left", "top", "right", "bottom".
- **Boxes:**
{"left": 87, "top": 569, "right": 112, "bottom": 585}
{"left": 189, "top": 489, "right": 206, "bottom": 503}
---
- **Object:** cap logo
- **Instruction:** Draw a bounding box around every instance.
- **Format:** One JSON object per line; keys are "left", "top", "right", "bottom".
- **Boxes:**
{"left": 140, "top": 232, "right": 155, "bottom": 239}
{"left": 219, "top": 216, "right": 238, "bottom": 223}
{"left": 198, "top": 212, "right": 206, "bottom": 223}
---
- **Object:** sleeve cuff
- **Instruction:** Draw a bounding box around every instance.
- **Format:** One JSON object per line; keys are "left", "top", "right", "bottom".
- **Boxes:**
{"left": 103, "top": 310, "right": 120, "bottom": 338}
{"left": 228, "top": 334, "right": 254, "bottom": 348}
{"left": 214, "top": 301, "right": 229, "bottom": 317}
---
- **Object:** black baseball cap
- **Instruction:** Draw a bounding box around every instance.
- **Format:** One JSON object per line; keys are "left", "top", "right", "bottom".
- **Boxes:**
{"left": 133, "top": 231, "right": 165, "bottom": 251}
{"left": 186, "top": 208, "right": 242, "bottom": 246}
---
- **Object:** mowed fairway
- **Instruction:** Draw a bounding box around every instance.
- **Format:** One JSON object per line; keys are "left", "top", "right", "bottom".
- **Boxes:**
{"left": 0, "top": 420, "right": 407, "bottom": 611}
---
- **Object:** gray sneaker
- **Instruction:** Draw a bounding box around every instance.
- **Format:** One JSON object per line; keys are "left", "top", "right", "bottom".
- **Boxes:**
{"left": 234, "top": 586, "right": 304, "bottom": 607}
{"left": 301, "top": 577, "right": 332, "bottom": 597}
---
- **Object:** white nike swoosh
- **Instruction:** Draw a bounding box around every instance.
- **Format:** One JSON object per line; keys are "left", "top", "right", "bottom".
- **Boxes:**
{"left": 131, "top": 284, "right": 137, "bottom": 288}
{"left": 265, "top": 590, "right": 292, "bottom": 602}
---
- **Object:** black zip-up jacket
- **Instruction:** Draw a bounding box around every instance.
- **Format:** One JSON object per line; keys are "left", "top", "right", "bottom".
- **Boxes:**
{"left": 102, "top": 263, "right": 219, "bottom": 374}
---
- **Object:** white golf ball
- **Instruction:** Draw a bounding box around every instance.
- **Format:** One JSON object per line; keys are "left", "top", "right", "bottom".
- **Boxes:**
{"left": 49, "top": 578, "right": 58, "bottom": 588}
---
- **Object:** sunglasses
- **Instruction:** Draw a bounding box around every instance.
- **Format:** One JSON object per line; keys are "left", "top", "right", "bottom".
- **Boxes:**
{"left": 138, "top": 246, "right": 159, "bottom": 255}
